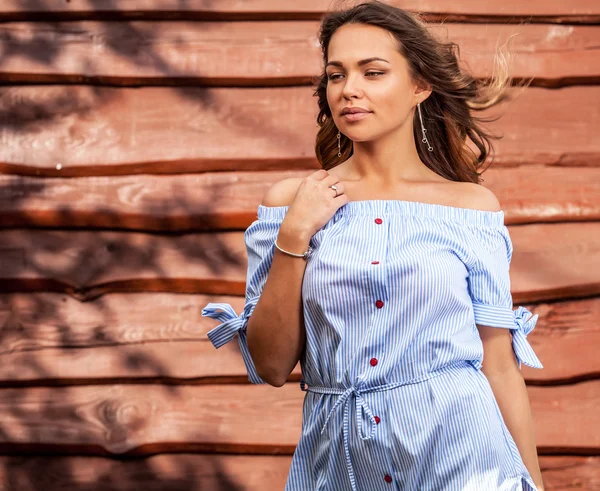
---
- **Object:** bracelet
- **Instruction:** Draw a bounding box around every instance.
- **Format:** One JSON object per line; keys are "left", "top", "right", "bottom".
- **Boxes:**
{"left": 274, "top": 240, "right": 313, "bottom": 260}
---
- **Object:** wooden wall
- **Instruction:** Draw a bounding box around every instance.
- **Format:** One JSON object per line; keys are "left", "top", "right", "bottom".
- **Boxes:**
{"left": 0, "top": 1, "right": 599, "bottom": 489}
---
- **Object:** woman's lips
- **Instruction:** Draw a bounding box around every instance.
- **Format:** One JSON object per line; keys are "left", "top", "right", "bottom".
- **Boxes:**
{"left": 342, "top": 112, "right": 372, "bottom": 122}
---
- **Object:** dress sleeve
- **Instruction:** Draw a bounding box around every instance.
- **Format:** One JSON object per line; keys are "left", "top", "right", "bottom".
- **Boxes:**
{"left": 466, "top": 224, "right": 543, "bottom": 369}
{"left": 201, "top": 206, "right": 286, "bottom": 383}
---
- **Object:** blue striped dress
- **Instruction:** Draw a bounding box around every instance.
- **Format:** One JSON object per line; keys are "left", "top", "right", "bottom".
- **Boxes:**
{"left": 202, "top": 200, "right": 543, "bottom": 491}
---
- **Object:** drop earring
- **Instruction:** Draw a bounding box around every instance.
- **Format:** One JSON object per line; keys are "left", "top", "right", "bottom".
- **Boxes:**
{"left": 337, "top": 130, "right": 342, "bottom": 157}
{"left": 417, "top": 102, "right": 433, "bottom": 152}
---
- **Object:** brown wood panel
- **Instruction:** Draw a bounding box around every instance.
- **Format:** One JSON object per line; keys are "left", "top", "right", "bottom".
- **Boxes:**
{"left": 539, "top": 456, "right": 600, "bottom": 490}
{"left": 0, "top": 229, "right": 248, "bottom": 300}
{"left": 0, "top": 170, "right": 295, "bottom": 232}
{"left": 0, "top": 223, "right": 598, "bottom": 302}
{"left": 521, "top": 297, "right": 600, "bottom": 385}
{"left": 0, "top": 455, "right": 597, "bottom": 490}
{"left": 0, "top": 166, "right": 598, "bottom": 232}
{"left": 1, "top": 22, "right": 597, "bottom": 87}
{"left": 0, "top": 293, "right": 597, "bottom": 385}
{"left": 0, "top": 382, "right": 597, "bottom": 455}
{"left": 0, "top": 454, "right": 293, "bottom": 491}
{"left": 0, "top": 86, "right": 598, "bottom": 176}
{"left": 0, "top": 0, "right": 597, "bottom": 23}
{"left": 508, "top": 223, "right": 600, "bottom": 303}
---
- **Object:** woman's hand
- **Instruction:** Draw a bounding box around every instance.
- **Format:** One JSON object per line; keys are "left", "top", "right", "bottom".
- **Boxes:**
{"left": 282, "top": 169, "right": 349, "bottom": 238}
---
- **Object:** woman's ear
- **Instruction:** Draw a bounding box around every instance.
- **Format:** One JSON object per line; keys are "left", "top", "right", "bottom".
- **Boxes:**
{"left": 413, "top": 80, "right": 432, "bottom": 105}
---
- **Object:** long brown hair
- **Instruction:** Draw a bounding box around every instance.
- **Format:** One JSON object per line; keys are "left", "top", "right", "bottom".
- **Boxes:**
{"left": 313, "top": 0, "right": 525, "bottom": 183}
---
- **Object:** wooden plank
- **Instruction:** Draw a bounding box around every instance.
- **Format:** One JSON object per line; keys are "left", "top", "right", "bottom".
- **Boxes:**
{"left": 0, "top": 382, "right": 596, "bottom": 455}
{"left": 0, "top": 170, "right": 295, "bottom": 232}
{"left": 0, "top": 230, "right": 248, "bottom": 300}
{"left": 0, "top": 1, "right": 597, "bottom": 23}
{"left": 0, "top": 455, "right": 597, "bottom": 490}
{"left": 539, "top": 456, "right": 600, "bottom": 490}
{"left": 521, "top": 297, "right": 600, "bottom": 384}
{"left": 0, "top": 166, "right": 598, "bottom": 232}
{"left": 0, "top": 455, "right": 293, "bottom": 491}
{"left": 0, "top": 22, "right": 598, "bottom": 87}
{"left": 0, "top": 86, "right": 598, "bottom": 176}
{"left": 529, "top": 381, "right": 600, "bottom": 454}
{"left": 0, "top": 223, "right": 598, "bottom": 302}
{"left": 478, "top": 166, "right": 600, "bottom": 225}
{"left": 508, "top": 223, "right": 600, "bottom": 303}
{"left": 0, "top": 293, "right": 598, "bottom": 385}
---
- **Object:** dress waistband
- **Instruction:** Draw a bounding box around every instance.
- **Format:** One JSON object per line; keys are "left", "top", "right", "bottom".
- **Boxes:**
{"left": 299, "top": 360, "right": 472, "bottom": 491}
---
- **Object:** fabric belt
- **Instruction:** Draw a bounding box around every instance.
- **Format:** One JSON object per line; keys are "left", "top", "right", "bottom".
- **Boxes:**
{"left": 300, "top": 360, "right": 471, "bottom": 491}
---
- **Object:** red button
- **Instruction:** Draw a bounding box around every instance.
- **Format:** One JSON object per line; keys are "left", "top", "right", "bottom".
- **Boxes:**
{"left": 384, "top": 474, "right": 392, "bottom": 483}
{"left": 375, "top": 300, "right": 384, "bottom": 308}
{"left": 370, "top": 358, "right": 378, "bottom": 367}
{"left": 374, "top": 218, "right": 383, "bottom": 224}
{"left": 371, "top": 261, "right": 380, "bottom": 265}
{"left": 374, "top": 416, "right": 381, "bottom": 424}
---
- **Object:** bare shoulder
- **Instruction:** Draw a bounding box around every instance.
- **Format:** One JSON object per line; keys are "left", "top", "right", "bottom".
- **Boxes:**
{"left": 260, "top": 177, "right": 304, "bottom": 207}
{"left": 455, "top": 182, "right": 502, "bottom": 212}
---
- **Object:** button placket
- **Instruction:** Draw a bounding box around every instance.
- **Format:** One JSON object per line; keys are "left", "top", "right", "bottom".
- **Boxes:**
{"left": 367, "top": 212, "right": 388, "bottom": 372}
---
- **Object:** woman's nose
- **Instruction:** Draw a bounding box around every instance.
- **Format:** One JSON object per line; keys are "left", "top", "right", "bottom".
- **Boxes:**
{"left": 341, "top": 74, "right": 363, "bottom": 98}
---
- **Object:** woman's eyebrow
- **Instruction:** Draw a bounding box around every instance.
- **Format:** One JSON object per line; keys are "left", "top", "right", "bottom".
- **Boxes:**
{"left": 326, "top": 57, "right": 390, "bottom": 68}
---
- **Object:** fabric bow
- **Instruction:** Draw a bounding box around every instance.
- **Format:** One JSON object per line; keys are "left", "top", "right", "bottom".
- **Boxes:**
{"left": 201, "top": 299, "right": 265, "bottom": 384}
{"left": 511, "top": 306, "right": 543, "bottom": 369}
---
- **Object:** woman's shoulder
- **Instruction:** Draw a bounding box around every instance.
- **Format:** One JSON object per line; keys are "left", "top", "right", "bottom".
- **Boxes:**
{"left": 451, "top": 182, "right": 502, "bottom": 213}
{"left": 260, "top": 176, "right": 305, "bottom": 207}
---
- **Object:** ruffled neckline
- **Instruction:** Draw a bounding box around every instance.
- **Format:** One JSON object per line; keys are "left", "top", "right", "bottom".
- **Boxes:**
{"left": 257, "top": 199, "right": 505, "bottom": 227}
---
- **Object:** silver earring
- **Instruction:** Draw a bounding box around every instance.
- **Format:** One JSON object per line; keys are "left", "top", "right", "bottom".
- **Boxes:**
{"left": 337, "top": 130, "right": 342, "bottom": 157}
{"left": 417, "top": 102, "right": 433, "bottom": 152}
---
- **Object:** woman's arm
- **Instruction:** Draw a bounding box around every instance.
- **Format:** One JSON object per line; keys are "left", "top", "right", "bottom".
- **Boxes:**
{"left": 477, "top": 324, "right": 545, "bottom": 491}
{"left": 246, "top": 177, "right": 309, "bottom": 387}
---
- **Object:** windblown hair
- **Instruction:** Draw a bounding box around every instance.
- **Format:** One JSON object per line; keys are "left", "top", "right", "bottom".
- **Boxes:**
{"left": 314, "top": 0, "right": 527, "bottom": 183}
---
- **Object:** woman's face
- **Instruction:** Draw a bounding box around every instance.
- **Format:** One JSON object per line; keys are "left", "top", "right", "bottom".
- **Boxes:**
{"left": 325, "top": 23, "right": 424, "bottom": 142}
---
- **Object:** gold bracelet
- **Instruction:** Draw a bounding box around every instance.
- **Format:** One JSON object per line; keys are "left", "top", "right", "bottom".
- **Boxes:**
{"left": 274, "top": 240, "right": 313, "bottom": 260}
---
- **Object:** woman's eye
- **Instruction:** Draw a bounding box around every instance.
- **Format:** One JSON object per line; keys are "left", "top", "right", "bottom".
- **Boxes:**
{"left": 327, "top": 72, "right": 384, "bottom": 80}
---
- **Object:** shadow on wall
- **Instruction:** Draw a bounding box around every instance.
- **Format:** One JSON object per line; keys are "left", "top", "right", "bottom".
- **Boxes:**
{"left": 0, "top": 1, "right": 268, "bottom": 490}
{"left": 3, "top": 454, "right": 249, "bottom": 490}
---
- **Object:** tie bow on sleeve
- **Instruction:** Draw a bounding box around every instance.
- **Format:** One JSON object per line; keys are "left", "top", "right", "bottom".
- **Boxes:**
{"left": 511, "top": 306, "right": 543, "bottom": 369}
{"left": 202, "top": 299, "right": 265, "bottom": 384}
{"left": 203, "top": 300, "right": 255, "bottom": 348}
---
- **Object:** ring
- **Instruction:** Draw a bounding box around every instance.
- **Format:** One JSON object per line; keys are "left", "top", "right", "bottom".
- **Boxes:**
{"left": 330, "top": 184, "right": 338, "bottom": 197}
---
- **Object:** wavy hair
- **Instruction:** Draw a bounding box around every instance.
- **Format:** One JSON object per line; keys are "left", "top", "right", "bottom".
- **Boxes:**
{"left": 313, "top": 0, "right": 527, "bottom": 183}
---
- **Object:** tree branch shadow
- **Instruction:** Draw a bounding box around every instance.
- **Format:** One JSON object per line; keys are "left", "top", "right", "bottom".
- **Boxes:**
{"left": 0, "top": 0, "right": 291, "bottom": 489}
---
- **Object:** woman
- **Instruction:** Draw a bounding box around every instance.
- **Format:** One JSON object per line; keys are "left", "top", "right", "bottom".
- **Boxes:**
{"left": 202, "top": 1, "right": 545, "bottom": 489}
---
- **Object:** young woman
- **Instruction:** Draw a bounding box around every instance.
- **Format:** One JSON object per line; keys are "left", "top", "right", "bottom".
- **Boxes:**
{"left": 203, "top": 1, "right": 545, "bottom": 489}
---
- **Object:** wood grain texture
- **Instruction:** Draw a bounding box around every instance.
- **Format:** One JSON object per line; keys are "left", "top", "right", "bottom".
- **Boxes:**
{"left": 508, "top": 223, "right": 600, "bottom": 303}
{"left": 0, "top": 22, "right": 597, "bottom": 87}
{"left": 0, "top": 293, "right": 597, "bottom": 385}
{"left": 0, "top": 0, "right": 597, "bottom": 22}
{"left": 538, "top": 456, "right": 600, "bottom": 490}
{"left": 0, "top": 455, "right": 598, "bottom": 490}
{"left": 0, "top": 223, "right": 598, "bottom": 302}
{"left": 0, "top": 229, "right": 248, "bottom": 300}
{"left": 0, "top": 166, "right": 599, "bottom": 231}
{"left": 0, "top": 382, "right": 596, "bottom": 455}
{"left": 0, "top": 86, "right": 598, "bottom": 176}
{"left": 0, "top": 454, "right": 293, "bottom": 491}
